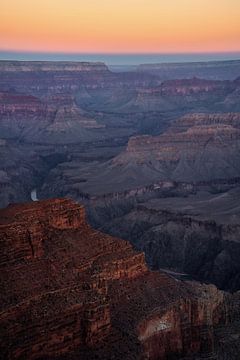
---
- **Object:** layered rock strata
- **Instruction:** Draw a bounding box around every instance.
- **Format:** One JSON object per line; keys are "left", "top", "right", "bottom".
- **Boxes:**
{"left": 112, "top": 112, "right": 240, "bottom": 183}
{"left": 0, "top": 199, "right": 239, "bottom": 359}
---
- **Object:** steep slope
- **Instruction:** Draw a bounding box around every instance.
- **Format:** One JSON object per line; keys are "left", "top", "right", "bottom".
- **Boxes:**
{"left": 1, "top": 199, "right": 239, "bottom": 359}
{"left": 85, "top": 178, "right": 240, "bottom": 292}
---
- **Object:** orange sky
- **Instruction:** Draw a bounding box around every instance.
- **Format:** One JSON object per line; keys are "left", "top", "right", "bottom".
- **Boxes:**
{"left": 1, "top": 0, "right": 240, "bottom": 53}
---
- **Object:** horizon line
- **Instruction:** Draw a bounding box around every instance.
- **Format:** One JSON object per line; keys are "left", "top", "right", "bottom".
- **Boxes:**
{"left": 1, "top": 50, "right": 239, "bottom": 66}
{"left": 1, "top": 50, "right": 240, "bottom": 56}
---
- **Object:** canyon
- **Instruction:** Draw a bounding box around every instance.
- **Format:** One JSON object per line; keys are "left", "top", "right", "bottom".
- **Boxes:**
{"left": 39, "top": 112, "right": 240, "bottom": 197}
{"left": 1, "top": 59, "right": 240, "bottom": 358}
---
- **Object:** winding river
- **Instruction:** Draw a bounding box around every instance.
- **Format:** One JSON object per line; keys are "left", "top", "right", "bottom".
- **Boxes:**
{"left": 31, "top": 189, "right": 39, "bottom": 202}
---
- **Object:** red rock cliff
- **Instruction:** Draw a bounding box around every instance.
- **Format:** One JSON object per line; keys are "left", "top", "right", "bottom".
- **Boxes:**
{"left": 0, "top": 199, "right": 234, "bottom": 359}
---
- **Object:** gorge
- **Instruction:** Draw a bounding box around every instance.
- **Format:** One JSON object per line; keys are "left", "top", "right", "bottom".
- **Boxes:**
{"left": 1, "top": 59, "right": 240, "bottom": 359}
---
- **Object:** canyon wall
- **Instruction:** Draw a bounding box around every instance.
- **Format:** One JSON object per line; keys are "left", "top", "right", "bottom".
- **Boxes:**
{"left": 1, "top": 199, "right": 239, "bottom": 359}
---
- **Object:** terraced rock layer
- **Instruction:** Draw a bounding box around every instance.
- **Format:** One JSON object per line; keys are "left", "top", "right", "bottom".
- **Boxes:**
{"left": 0, "top": 199, "right": 238, "bottom": 359}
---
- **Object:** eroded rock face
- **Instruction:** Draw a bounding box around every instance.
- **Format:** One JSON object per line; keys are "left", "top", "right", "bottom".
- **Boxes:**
{"left": 39, "top": 112, "right": 240, "bottom": 200}
{"left": 121, "top": 77, "right": 239, "bottom": 113}
{"left": 85, "top": 176, "right": 240, "bottom": 295}
{"left": 0, "top": 198, "right": 239, "bottom": 359}
{"left": 0, "top": 199, "right": 146, "bottom": 359}
{"left": 112, "top": 112, "right": 240, "bottom": 183}
{"left": 0, "top": 90, "right": 107, "bottom": 143}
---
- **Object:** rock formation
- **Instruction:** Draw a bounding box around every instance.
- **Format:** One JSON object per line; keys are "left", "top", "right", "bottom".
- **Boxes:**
{"left": 1, "top": 198, "right": 239, "bottom": 359}
{"left": 1, "top": 61, "right": 240, "bottom": 208}
{"left": 40, "top": 111, "right": 240, "bottom": 200}
{"left": 137, "top": 59, "right": 240, "bottom": 81}
{"left": 117, "top": 77, "right": 239, "bottom": 113}
{"left": 112, "top": 112, "right": 240, "bottom": 183}
{"left": 0, "top": 90, "right": 106, "bottom": 143}
{"left": 83, "top": 174, "right": 240, "bottom": 295}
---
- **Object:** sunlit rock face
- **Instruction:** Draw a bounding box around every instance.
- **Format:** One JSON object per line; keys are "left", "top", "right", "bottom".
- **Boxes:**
{"left": 1, "top": 198, "right": 239, "bottom": 360}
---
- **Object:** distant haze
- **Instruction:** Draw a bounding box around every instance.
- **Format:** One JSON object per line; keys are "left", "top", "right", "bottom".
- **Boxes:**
{"left": 0, "top": 52, "right": 240, "bottom": 66}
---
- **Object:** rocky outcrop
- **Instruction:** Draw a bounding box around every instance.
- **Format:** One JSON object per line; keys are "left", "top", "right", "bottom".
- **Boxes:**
{"left": 1, "top": 198, "right": 239, "bottom": 359}
{"left": 0, "top": 199, "right": 145, "bottom": 359}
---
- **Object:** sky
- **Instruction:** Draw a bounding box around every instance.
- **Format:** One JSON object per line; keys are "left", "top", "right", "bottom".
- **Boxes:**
{"left": 1, "top": 0, "right": 240, "bottom": 54}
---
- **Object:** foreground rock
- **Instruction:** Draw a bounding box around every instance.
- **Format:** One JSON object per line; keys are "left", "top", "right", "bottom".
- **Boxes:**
{"left": 1, "top": 198, "right": 239, "bottom": 359}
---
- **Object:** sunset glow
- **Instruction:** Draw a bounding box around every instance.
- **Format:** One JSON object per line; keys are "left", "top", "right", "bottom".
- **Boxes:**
{"left": 1, "top": 0, "right": 240, "bottom": 53}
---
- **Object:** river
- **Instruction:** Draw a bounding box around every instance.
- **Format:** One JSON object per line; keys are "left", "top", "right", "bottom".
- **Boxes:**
{"left": 31, "top": 189, "right": 38, "bottom": 202}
